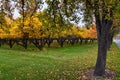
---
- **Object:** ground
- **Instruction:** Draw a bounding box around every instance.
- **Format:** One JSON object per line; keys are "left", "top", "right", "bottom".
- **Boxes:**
{"left": 0, "top": 42, "right": 120, "bottom": 80}
{"left": 81, "top": 69, "right": 115, "bottom": 80}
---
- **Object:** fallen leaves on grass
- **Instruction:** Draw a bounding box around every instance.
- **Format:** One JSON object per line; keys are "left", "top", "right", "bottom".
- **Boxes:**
{"left": 81, "top": 69, "right": 116, "bottom": 80}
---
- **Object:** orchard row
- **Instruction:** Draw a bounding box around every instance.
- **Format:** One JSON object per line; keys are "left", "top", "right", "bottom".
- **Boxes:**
{"left": 0, "top": 37, "right": 97, "bottom": 50}
{"left": 0, "top": 14, "right": 97, "bottom": 50}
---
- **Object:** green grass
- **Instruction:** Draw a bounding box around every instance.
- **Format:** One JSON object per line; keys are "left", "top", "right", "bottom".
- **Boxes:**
{"left": 0, "top": 43, "right": 120, "bottom": 80}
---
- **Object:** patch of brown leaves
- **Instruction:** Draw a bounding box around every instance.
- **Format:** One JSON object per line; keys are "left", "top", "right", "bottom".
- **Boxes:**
{"left": 81, "top": 69, "right": 115, "bottom": 80}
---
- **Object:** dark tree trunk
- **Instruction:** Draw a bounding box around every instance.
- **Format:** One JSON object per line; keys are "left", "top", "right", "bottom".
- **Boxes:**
{"left": 57, "top": 37, "right": 65, "bottom": 47}
{"left": 93, "top": 4, "right": 113, "bottom": 75}
{"left": 22, "top": 32, "right": 29, "bottom": 49}
{"left": 22, "top": 38, "right": 27, "bottom": 49}
{"left": 31, "top": 38, "right": 44, "bottom": 50}
{"left": 39, "top": 38, "right": 44, "bottom": 50}
{"left": 94, "top": 30, "right": 108, "bottom": 76}
{"left": 8, "top": 39, "right": 13, "bottom": 48}
{"left": 47, "top": 40, "right": 51, "bottom": 47}
{"left": 0, "top": 39, "right": 1, "bottom": 47}
{"left": 47, "top": 38, "right": 53, "bottom": 47}
{"left": 94, "top": 19, "right": 113, "bottom": 76}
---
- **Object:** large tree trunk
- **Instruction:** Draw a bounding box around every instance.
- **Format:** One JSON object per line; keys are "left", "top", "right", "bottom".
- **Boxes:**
{"left": 94, "top": 13, "right": 113, "bottom": 76}
{"left": 94, "top": 29, "right": 108, "bottom": 76}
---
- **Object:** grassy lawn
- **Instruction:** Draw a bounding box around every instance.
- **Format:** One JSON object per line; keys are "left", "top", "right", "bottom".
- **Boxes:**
{"left": 0, "top": 43, "right": 120, "bottom": 80}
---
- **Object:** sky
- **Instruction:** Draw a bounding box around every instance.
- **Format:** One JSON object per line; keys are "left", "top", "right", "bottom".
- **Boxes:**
{"left": 13, "top": 8, "right": 20, "bottom": 19}
{"left": 13, "top": 0, "right": 48, "bottom": 19}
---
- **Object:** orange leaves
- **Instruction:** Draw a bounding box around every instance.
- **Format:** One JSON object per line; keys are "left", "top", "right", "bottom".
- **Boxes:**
{"left": 87, "top": 28, "right": 97, "bottom": 39}
{"left": 70, "top": 25, "right": 97, "bottom": 39}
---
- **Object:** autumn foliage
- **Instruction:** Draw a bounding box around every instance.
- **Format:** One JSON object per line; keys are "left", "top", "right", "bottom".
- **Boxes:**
{"left": 0, "top": 14, "right": 97, "bottom": 49}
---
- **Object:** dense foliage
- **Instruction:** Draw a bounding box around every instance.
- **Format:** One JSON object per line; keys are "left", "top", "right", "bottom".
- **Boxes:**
{"left": 0, "top": 14, "right": 97, "bottom": 49}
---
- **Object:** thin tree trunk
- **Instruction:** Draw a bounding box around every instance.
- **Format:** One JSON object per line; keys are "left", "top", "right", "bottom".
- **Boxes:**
{"left": 39, "top": 38, "right": 44, "bottom": 50}
{"left": 8, "top": 39, "right": 13, "bottom": 48}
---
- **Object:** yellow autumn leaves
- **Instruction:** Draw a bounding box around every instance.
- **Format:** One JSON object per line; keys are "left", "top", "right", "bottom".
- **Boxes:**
{"left": 23, "top": 17, "right": 42, "bottom": 38}
{"left": 0, "top": 16, "right": 43, "bottom": 39}
{"left": 0, "top": 14, "right": 97, "bottom": 39}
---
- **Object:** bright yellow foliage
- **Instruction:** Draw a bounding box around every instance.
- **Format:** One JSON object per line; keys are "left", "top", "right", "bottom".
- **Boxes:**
{"left": 0, "top": 14, "right": 97, "bottom": 39}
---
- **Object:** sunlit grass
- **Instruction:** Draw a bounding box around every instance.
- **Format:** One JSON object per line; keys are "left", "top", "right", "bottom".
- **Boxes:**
{"left": 0, "top": 42, "right": 120, "bottom": 80}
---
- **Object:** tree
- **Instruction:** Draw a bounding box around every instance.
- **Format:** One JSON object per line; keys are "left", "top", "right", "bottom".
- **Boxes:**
{"left": 84, "top": 0, "right": 120, "bottom": 76}
{"left": 46, "top": 0, "right": 120, "bottom": 76}
{"left": 12, "top": 0, "right": 43, "bottom": 36}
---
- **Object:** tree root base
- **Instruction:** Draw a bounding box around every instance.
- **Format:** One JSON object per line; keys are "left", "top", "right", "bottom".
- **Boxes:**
{"left": 81, "top": 69, "right": 115, "bottom": 80}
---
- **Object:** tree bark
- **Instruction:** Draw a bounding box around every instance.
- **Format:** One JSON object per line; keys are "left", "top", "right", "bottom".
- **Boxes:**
{"left": 57, "top": 37, "right": 65, "bottom": 47}
{"left": 94, "top": 19, "right": 113, "bottom": 76}
{"left": 22, "top": 38, "right": 27, "bottom": 49}
{"left": 94, "top": 29, "right": 108, "bottom": 76}
{"left": 8, "top": 39, "right": 13, "bottom": 48}
{"left": 0, "top": 39, "right": 1, "bottom": 47}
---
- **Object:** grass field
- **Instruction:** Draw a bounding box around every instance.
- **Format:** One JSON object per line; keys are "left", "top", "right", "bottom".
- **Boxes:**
{"left": 0, "top": 43, "right": 120, "bottom": 80}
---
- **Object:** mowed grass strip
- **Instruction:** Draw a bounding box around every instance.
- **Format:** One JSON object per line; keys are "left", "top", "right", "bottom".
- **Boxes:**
{"left": 0, "top": 43, "right": 120, "bottom": 80}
